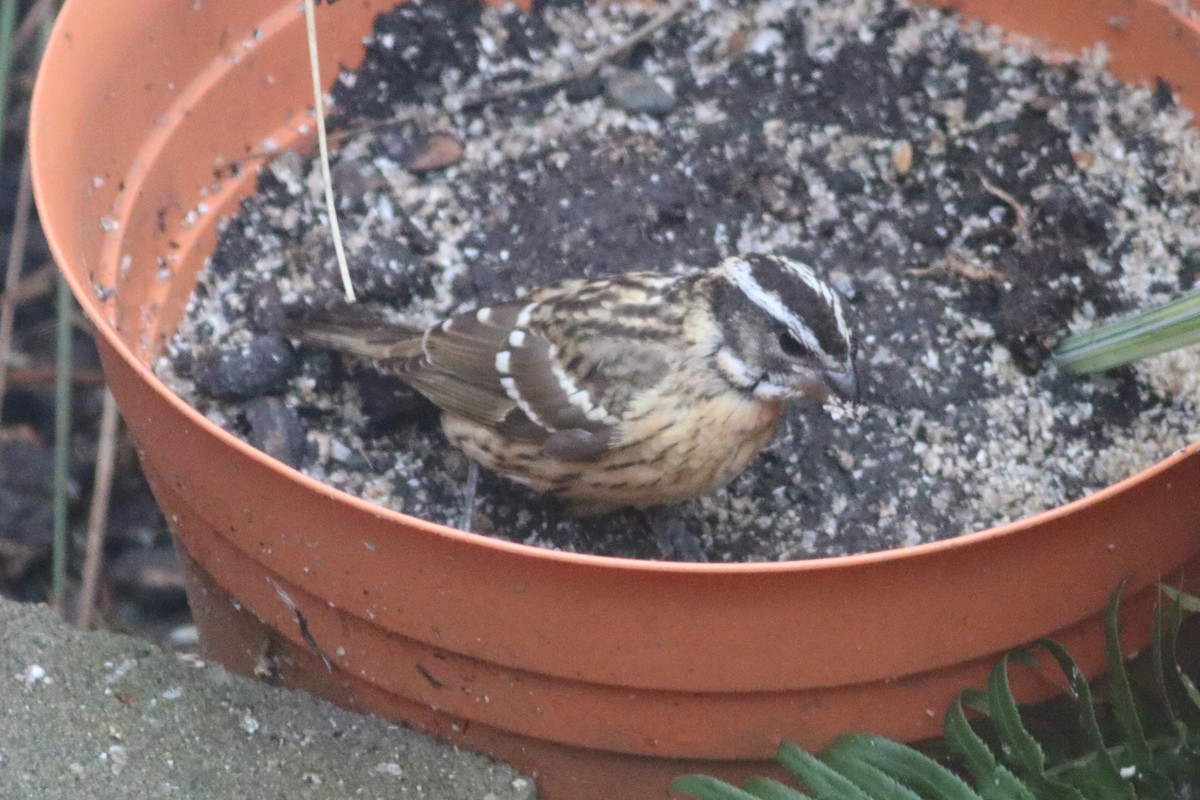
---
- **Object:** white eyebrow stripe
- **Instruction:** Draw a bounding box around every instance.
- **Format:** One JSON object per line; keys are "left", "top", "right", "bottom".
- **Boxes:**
{"left": 723, "top": 257, "right": 821, "bottom": 352}
{"left": 781, "top": 257, "right": 851, "bottom": 345}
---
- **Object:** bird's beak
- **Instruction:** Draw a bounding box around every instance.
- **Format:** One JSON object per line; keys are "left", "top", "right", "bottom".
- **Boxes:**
{"left": 824, "top": 366, "right": 859, "bottom": 402}
{"left": 781, "top": 365, "right": 859, "bottom": 403}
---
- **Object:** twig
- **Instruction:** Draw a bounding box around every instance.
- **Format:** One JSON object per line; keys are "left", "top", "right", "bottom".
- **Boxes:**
{"left": 452, "top": 0, "right": 691, "bottom": 110}
{"left": 303, "top": 0, "right": 356, "bottom": 303}
{"left": 0, "top": 150, "right": 35, "bottom": 428}
{"left": 51, "top": 273, "right": 74, "bottom": 608}
{"left": 980, "top": 176, "right": 1031, "bottom": 242}
{"left": 1, "top": 262, "right": 54, "bottom": 306}
{"left": 909, "top": 251, "right": 1005, "bottom": 285}
{"left": 75, "top": 390, "right": 120, "bottom": 630}
{"left": 3, "top": 366, "right": 107, "bottom": 386}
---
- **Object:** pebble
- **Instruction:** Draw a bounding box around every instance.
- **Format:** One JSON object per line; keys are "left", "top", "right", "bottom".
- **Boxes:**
{"left": 605, "top": 69, "right": 676, "bottom": 115}
{"left": 243, "top": 396, "right": 307, "bottom": 468}
{"left": 192, "top": 335, "right": 297, "bottom": 400}
{"left": 891, "top": 139, "right": 914, "bottom": 175}
{"left": 403, "top": 133, "right": 465, "bottom": 173}
{"left": 248, "top": 279, "right": 285, "bottom": 333}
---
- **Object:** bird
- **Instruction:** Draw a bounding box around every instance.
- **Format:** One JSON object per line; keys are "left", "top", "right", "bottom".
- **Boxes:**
{"left": 285, "top": 253, "right": 858, "bottom": 514}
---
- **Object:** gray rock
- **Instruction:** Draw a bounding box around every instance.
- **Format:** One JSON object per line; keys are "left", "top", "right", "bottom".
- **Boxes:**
{"left": 192, "top": 335, "right": 297, "bottom": 400}
{"left": 243, "top": 396, "right": 307, "bottom": 468}
{"left": 605, "top": 69, "right": 676, "bottom": 115}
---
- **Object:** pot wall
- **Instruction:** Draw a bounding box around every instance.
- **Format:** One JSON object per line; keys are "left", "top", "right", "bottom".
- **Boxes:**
{"left": 31, "top": 0, "right": 1200, "bottom": 798}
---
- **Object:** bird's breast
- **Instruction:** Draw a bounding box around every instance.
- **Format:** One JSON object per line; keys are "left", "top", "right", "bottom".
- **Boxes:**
{"left": 442, "top": 391, "right": 785, "bottom": 513}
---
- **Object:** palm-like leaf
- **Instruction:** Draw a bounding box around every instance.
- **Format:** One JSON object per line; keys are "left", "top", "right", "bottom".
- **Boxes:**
{"left": 1053, "top": 288, "right": 1200, "bottom": 373}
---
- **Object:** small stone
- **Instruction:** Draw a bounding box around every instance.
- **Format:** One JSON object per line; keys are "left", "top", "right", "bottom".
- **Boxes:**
{"left": 192, "top": 335, "right": 297, "bottom": 400}
{"left": 563, "top": 74, "right": 605, "bottom": 104}
{"left": 828, "top": 269, "right": 858, "bottom": 301}
{"left": 248, "top": 279, "right": 285, "bottom": 333}
{"left": 243, "top": 397, "right": 307, "bottom": 469}
{"left": 403, "top": 133, "right": 464, "bottom": 173}
{"left": 105, "top": 745, "right": 128, "bottom": 775}
{"left": 605, "top": 69, "right": 676, "bottom": 115}
{"left": 891, "top": 140, "right": 914, "bottom": 175}
{"left": 166, "top": 625, "right": 200, "bottom": 650}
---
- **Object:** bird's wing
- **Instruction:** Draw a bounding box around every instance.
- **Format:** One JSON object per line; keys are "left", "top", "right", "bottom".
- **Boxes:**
{"left": 401, "top": 302, "right": 678, "bottom": 460}
{"left": 388, "top": 305, "right": 522, "bottom": 428}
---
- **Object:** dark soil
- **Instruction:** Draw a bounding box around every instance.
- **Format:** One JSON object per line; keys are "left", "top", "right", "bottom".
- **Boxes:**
{"left": 159, "top": 0, "right": 1200, "bottom": 561}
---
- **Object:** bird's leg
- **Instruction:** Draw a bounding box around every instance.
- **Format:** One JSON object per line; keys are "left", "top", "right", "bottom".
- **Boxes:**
{"left": 642, "top": 506, "right": 706, "bottom": 562}
{"left": 459, "top": 461, "right": 479, "bottom": 533}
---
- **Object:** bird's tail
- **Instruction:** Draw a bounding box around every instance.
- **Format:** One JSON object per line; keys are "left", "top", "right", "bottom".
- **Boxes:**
{"left": 281, "top": 307, "right": 426, "bottom": 360}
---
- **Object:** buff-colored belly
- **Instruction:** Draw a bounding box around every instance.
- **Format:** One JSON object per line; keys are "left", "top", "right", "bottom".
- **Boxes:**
{"left": 442, "top": 394, "right": 784, "bottom": 513}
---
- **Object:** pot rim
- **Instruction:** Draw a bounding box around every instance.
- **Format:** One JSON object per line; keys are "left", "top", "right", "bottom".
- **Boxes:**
{"left": 29, "top": 0, "right": 1200, "bottom": 576}
{"left": 49, "top": 271, "right": 1200, "bottom": 573}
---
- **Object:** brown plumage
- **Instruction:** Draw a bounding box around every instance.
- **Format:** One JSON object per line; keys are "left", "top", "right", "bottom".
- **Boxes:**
{"left": 285, "top": 254, "right": 857, "bottom": 513}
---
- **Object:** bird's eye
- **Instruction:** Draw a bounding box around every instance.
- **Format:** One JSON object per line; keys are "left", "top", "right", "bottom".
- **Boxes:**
{"left": 778, "top": 331, "right": 809, "bottom": 358}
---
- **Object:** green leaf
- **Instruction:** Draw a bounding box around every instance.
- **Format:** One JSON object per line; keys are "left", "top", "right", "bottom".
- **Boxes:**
{"left": 945, "top": 696, "right": 1037, "bottom": 800}
{"left": 672, "top": 775, "right": 767, "bottom": 800}
{"left": 987, "top": 651, "right": 1048, "bottom": 774}
{"left": 1178, "top": 668, "right": 1200, "bottom": 714}
{"left": 959, "top": 688, "right": 990, "bottom": 715}
{"left": 776, "top": 741, "right": 874, "bottom": 800}
{"left": 1103, "top": 585, "right": 1152, "bottom": 767}
{"left": 1102, "top": 585, "right": 1183, "bottom": 799}
{"left": 820, "top": 754, "right": 925, "bottom": 800}
{"left": 1052, "top": 286, "right": 1200, "bottom": 373}
{"left": 945, "top": 696, "right": 998, "bottom": 778}
{"left": 1032, "top": 639, "right": 1128, "bottom": 793}
{"left": 1156, "top": 585, "right": 1200, "bottom": 714}
{"left": 827, "top": 734, "right": 981, "bottom": 799}
{"left": 988, "top": 651, "right": 1088, "bottom": 799}
{"left": 1150, "top": 596, "right": 1183, "bottom": 736}
{"left": 741, "top": 776, "right": 814, "bottom": 800}
{"left": 1158, "top": 584, "right": 1200, "bottom": 613}
{"left": 974, "top": 770, "right": 1039, "bottom": 800}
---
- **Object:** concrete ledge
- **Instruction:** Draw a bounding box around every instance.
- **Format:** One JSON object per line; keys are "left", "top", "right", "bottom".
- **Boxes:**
{"left": 0, "top": 599, "right": 536, "bottom": 800}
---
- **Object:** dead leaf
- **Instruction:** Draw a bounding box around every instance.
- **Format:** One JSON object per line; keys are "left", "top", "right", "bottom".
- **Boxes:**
{"left": 405, "top": 134, "right": 464, "bottom": 173}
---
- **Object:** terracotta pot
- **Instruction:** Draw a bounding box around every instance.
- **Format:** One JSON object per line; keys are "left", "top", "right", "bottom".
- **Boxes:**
{"left": 30, "top": 0, "right": 1200, "bottom": 797}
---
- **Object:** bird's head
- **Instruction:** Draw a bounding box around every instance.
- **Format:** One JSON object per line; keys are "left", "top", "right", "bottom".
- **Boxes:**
{"left": 709, "top": 253, "right": 858, "bottom": 403}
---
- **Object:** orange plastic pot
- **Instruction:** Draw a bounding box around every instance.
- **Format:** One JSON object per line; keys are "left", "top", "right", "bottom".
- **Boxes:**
{"left": 30, "top": 1, "right": 1200, "bottom": 797}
